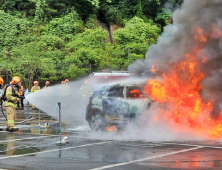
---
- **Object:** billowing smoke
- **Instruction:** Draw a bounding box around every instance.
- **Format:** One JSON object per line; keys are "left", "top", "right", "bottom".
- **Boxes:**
{"left": 129, "top": 0, "right": 222, "bottom": 119}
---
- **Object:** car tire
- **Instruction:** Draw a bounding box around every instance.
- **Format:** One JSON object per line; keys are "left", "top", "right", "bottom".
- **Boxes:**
{"left": 88, "top": 111, "right": 105, "bottom": 131}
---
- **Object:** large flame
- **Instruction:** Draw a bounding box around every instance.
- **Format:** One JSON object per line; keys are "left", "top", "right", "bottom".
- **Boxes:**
{"left": 144, "top": 26, "right": 222, "bottom": 138}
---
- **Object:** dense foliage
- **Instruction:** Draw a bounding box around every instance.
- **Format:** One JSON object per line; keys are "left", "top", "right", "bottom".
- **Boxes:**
{"left": 0, "top": 0, "right": 183, "bottom": 88}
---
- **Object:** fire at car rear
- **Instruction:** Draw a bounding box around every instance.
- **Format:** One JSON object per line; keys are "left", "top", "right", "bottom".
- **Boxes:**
{"left": 85, "top": 84, "right": 153, "bottom": 131}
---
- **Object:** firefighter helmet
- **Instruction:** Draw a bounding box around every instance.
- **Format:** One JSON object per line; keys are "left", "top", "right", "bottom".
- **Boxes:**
{"left": 12, "top": 76, "right": 21, "bottom": 85}
{"left": 65, "top": 79, "right": 69, "bottom": 83}
{"left": 45, "top": 81, "right": 50, "bottom": 86}
{"left": 0, "top": 77, "right": 4, "bottom": 85}
{"left": 34, "top": 80, "right": 39, "bottom": 85}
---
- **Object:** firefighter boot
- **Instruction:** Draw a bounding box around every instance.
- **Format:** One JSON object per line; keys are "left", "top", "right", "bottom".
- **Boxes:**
{"left": 9, "top": 127, "right": 19, "bottom": 132}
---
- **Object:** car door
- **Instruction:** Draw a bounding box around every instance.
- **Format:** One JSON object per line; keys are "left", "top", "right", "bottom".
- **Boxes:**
{"left": 102, "top": 85, "right": 129, "bottom": 117}
{"left": 126, "top": 87, "right": 149, "bottom": 115}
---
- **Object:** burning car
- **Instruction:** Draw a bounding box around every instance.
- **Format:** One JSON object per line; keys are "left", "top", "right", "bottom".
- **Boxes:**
{"left": 85, "top": 84, "right": 153, "bottom": 131}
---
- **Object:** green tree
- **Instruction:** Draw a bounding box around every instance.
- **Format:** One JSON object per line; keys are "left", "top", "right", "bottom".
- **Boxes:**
{"left": 0, "top": 10, "right": 30, "bottom": 51}
{"left": 113, "top": 17, "right": 160, "bottom": 45}
{"left": 5, "top": 42, "right": 57, "bottom": 88}
{"left": 47, "top": 10, "right": 84, "bottom": 40}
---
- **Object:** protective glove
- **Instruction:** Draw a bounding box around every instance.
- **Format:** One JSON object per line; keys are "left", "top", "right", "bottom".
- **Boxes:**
{"left": 17, "top": 98, "right": 21, "bottom": 102}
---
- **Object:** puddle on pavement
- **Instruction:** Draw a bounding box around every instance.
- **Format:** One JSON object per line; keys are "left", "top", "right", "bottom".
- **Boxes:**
{"left": 146, "top": 160, "right": 222, "bottom": 169}
{"left": 138, "top": 147, "right": 222, "bottom": 169}
{"left": 0, "top": 133, "right": 40, "bottom": 155}
{"left": 0, "top": 144, "right": 40, "bottom": 155}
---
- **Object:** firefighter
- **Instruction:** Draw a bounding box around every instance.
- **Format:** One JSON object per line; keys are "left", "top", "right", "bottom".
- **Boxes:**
{"left": 31, "top": 80, "right": 40, "bottom": 111}
{"left": 42, "top": 80, "right": 52, "bottom": 103}
{"left": 17, "top": 84, "right": 24, "bottom": 110}
{"left": 64, "top": 79, "right": 69, "bottom": 83}
{"left": 0, "top": 77, "right": 3, "bottom": 87}
{"left": 5, "top": 76, "right": 21, "bottom": 132}
{"left": 0, "top": 77, "right": 4, "bottom": 100}
{"left": 59, "top": 79, "right": 70, "bottom": 103}
{"left": 43, "top": 81, "right": 50, "bottom": 89}
{"left": 0, "top": 77, "right": 3, "bottom": 131}
{"left": 79, "top": 80, "right": 91, "bottom": 106}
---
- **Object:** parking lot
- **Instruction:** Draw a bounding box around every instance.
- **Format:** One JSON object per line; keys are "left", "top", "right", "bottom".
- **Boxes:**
{"left": 1, "top": 108, "right": 222, "bottom": 170}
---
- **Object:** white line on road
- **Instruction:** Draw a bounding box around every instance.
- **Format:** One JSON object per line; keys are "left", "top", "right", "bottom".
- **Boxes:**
{"left": 89, "top": 146, "right": 204, "bottom": 170}
{"left": 0, "top": 136, "right": 52, "bottom": 143}
{"left": 0, "top": 141, "right": 111, "bottom": 160}
{"left": 154, "top": 142, "right": 222, "bottom": 149}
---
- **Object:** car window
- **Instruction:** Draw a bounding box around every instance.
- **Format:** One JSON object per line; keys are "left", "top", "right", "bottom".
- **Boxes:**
{"left": 108, "top": 86, "right": 124, "bottom": 98}
{"left": 127, "top": 87, "right": 147, "bottom": 99}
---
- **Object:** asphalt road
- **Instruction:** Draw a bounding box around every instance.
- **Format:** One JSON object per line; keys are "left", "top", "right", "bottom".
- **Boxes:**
{"left": 0, "top": 108, "right": 222, "bottom": 170}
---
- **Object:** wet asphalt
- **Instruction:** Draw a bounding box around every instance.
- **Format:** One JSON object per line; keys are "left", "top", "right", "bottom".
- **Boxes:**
{"left": 0, "top": 107, "right": 222, "bottom": 170}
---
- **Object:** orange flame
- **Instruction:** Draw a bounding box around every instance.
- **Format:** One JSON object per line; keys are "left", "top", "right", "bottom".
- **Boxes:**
{"left": 130, "top": 89, "right": 142, "bottom": 98}
{"left": 144, "top": 25, "right": 222, "bottom": 138}
{"left": 151, "top": 63, "right": 159, "bottom": 73}
{"left": 194, "top": 27, "right": 207, "bottom": 43}
{"left": 108, "top": 126, "right": 117, "bottom": 131}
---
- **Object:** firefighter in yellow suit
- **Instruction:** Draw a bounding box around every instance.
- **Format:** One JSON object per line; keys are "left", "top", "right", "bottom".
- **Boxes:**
{"left": 5, "top": 76, "right": 21, "bottom": 132}
{"left": 43, "top": 81, "right": 50, "bottom": 89}
{"left": 31, "top": 80, "right": 40, "bottom": 111}
{"left": 79, "top": 80, "right": 91, "bottom": 106}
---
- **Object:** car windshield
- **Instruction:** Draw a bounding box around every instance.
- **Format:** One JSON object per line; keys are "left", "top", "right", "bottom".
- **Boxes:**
{"left": 93, "top": 85, "right": 109, "bottom": 97}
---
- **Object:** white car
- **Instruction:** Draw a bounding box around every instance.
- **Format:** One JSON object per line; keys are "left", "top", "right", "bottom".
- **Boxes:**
{"left": 85, "top": 84, "right": 153, "bottom": 131}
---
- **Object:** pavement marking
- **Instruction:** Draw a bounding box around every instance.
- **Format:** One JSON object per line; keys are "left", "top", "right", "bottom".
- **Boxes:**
{"left": 89, "top": 146, "right": 204, "bottom": 170}
{"left": 0, "top": 136, "right": 52, "bottom": 143}
{"left": 0, "top": 141, "right": 111, "bottom": 160}
{"left": 154, "top": 142, "right": 222, "bottom": 149}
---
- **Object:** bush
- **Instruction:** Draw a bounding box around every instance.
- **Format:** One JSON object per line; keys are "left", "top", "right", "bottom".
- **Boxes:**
{"left": 47, "top": 10, "right": 83, "bottom": 39}
{"left": 113, "top": 17, "right": 160, "bottom": 45}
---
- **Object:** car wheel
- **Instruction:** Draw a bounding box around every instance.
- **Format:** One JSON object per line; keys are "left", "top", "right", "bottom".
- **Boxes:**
{"left": 88, "top": 111, "right": 105, "bottom": 131}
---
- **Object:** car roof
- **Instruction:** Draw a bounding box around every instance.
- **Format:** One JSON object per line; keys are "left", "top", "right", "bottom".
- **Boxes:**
{"left": 108, "top": 83, "right": 139, "bottom": 88}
